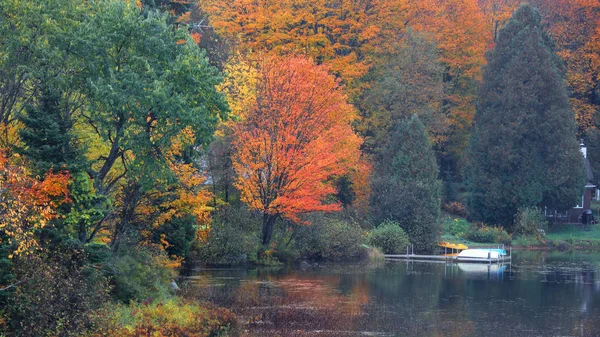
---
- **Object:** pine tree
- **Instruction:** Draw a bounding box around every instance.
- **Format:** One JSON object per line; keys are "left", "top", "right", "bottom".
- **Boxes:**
{"left": 465, "top": 5, "right": 585, "bottom": 227}
{"left": 17, "top": 88, "right": 84, "bottom": 176}
{"left": 371, "top": 115, "right": 442, "bottom": 252}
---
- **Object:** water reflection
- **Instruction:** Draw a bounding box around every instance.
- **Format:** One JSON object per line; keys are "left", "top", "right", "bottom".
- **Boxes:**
{"left": 188, "top": 251, "right": 600, "bottom": 337}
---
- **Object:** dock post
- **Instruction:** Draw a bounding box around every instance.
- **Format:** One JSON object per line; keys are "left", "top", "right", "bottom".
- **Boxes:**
{"left": 411, "top": 244, "right": 414, "bottom": 255}
{"left": 509, "top": 246, "right": 512, "bottom": 260}
{"left": 406, "top": 245, "right": 409, "bottom": 259}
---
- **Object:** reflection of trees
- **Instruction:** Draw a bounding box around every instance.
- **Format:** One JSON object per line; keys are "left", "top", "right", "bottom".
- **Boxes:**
{"left": 189, "top": 267, "right": 372, "bottom": 335}
{"left": 187, "top": 254, "right": 600, "bottom": 336}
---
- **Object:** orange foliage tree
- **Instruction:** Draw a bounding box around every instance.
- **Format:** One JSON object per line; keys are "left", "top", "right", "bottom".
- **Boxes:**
{"left": 201, "top": 0, "right": 408, "bottom": 93}
{"left": 0, "top": 152, "right": 70, "bottom": 257}
{"left": 530, "top": 0, "right": 600, "bottom": 134}
{"left": 232, "top": 56, "right": 362, "bottom": 245}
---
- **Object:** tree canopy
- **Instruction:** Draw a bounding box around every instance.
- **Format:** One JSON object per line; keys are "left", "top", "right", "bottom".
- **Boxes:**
{"left": 465, "top": 4, "right": 584, "bottom": 227}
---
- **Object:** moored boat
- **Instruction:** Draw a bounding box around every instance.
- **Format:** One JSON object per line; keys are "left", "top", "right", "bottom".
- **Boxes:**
{"left": 457, "top": 248, "right": 506, "bottom": 260}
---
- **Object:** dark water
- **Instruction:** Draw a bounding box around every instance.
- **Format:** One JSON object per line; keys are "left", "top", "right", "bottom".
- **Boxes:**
{"left": 188, "top": 251, "right": 600, "bottom": 337}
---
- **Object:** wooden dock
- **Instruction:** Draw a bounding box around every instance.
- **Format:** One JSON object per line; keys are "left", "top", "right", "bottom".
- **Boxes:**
{"left": 384, "top": 254, "right": 511, "bottom": 263}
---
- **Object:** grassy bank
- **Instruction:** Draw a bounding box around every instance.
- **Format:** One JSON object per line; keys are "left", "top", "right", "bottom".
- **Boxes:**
{"left": 441, "top": 212, "right": 600, "bottom": 250}
{"left": 512, "top": 223, "right": 600, "bottom": 249}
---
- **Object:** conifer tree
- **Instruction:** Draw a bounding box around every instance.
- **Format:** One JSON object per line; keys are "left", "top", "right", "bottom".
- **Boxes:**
{"left": 465, "top": 5, "right": 585, "bottom": 227}
{"left": 17, "top": 88, "right": 84, "bottom": 176}
{"left": 371, "top": 115, "right": 442, "bottom": 252}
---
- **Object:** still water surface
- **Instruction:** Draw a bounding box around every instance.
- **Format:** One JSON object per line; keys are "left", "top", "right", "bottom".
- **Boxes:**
{"left": 189, "top": 251, "right": 600, "bottom": 337}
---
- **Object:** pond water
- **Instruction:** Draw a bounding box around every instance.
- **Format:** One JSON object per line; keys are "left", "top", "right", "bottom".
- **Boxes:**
{"left": 188, "top": 251, "right": 600, "bottom": 337}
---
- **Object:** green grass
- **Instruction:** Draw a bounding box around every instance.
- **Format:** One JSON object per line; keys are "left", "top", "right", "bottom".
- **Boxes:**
{"left": 545, "top": 223, "right": 600, "bottom": 243}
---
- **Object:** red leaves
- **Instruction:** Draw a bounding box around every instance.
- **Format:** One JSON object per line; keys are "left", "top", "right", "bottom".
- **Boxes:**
{"left": 232, "top": 56, "right": 362, "bottom": 223}
{"left": 0, "top": 150, "right": 70, "bottom": 256}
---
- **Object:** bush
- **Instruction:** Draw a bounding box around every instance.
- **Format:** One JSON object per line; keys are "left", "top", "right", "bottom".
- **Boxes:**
{"left": 153, "top": 214, "right": 197, "bottom": 259}
{"left": 442, "top": 201, "right": 468, "bottom": 217}
{"left": 194, "top": 205, "right": 261, "bottom": 265}
{"left": 366, "top": 220, "right": 410, "bottom": 254}
{"left": 448, "top": 218, "right": 471, "bottom": 238}
{"left": 514, "top": 207, "right": 548, "bottom": 237}
{"left": 293, "top": 213, "right": 364, "bottom": 262}
{"left": 93, "top": 299, "right": 237, "bottom": 337}
{"left": 466, "top": 224, "right": 512, "bottom": 245}
{"left": 5, "top": 249, "right": 110, "bottom": 337}
{"left": 105, "top": 246, "right": 174, "bottom": 304}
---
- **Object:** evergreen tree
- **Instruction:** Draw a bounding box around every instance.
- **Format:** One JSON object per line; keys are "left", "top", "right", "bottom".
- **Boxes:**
{"left": 17, "top": 88, "right": 84, "bottom": 176}
{"left": 371, "top": 115, "right": 442, "bottom": 252}
{"left": 465, "top": 5, "right": 585, "bottom": 227}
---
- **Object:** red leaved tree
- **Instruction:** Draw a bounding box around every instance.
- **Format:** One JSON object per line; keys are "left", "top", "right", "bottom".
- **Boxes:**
{"left": 232, "top": 56, "right": 362, "bottom": 246}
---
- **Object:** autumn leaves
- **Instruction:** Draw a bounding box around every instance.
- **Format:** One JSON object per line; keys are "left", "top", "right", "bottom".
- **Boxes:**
{"left": 231, "top": 57, "right": 362, "bottom": 244}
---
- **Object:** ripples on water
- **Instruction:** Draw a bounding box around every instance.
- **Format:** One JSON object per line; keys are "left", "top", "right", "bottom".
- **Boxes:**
{"left": 186, "top": 251, "right": 600, "bottom": 337}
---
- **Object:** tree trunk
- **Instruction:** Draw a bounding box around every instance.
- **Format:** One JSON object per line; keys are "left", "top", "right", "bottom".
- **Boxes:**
{"left": 261, "top": 214, "right": 278, "bottom": 246}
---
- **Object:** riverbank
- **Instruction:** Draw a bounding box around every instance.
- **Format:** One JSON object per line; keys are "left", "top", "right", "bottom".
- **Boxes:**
{"left": 443, "top": 223, "right": 600, "bottom": 250}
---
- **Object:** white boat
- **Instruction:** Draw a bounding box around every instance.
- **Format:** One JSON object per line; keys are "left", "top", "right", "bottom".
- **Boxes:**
{"left": 457, "top": 249, "right": 503, "bottom": 260}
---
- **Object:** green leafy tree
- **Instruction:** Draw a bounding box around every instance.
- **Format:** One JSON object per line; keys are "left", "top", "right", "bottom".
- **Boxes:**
{"left": 360, "top": 29, "right": 445, "bottom": 158}
{"left": 371, "top": 115, "right": 442, "bottom": 252}
{"left": 77, "top": 1, "right": 227, "bottom": 246}
{"left": 465, "top": 5, "right": 585, "bottom": 227}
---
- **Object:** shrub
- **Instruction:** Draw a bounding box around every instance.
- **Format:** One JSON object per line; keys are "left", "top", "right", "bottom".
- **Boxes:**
{"left": 94, "top": 299, "right": 237, "bottom": 337}
{"left": 466, "top": 224, "right": 512, "bottom": 245}
{"left": 5, "top": 248, "right": 110, "bottom": 337}
{"left": 105, "top": 246, "right": 174, "bottom": 304}
{"left": 153, "top": 214, "right": 197, "bottom": 259}
{"left": 442, "top": 201, "right": 468, "bottom": 217}
{"left": 513, "top": 207, "right": 548, "bottom": 237}
{"left": 367, "top": 247, "right": 385, "bottom": 264}
{"left": 194, "top": 205, "right": 262, "bottom": 265}
{"left": 366, "top": 220, "right": 410, "bottom": 254}
{"left": 293, "top": 213, "right": 364, "bottom": 262}
{"left": 448, "top": 218, "right": 471, "bottom": 238}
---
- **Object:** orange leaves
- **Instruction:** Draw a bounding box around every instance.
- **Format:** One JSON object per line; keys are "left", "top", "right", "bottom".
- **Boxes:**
{"left": 533, "top": 0, "right": 600, "bottom": 133}
{"left": 201, "top": 0, "right": 407, "bottom": 91}
{"left": 0, "top": 150, "right": 70, "bottom": 257}
{"left": 231, "top": 56, "right": 362, "bottom": 223}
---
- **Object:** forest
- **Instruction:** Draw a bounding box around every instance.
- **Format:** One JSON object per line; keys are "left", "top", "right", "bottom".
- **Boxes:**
{"left": 0, "top": 0, "right": 599, "bottom": 336}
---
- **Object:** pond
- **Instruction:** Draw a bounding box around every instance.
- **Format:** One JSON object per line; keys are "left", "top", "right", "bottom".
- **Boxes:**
{"left": 187, "top": 251, "right": 600, "bottom": 337}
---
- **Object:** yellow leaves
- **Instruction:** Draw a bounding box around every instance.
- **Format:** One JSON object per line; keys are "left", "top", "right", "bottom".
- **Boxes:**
{"left": 217, "top": 53, "right": 260, "bottom": 122}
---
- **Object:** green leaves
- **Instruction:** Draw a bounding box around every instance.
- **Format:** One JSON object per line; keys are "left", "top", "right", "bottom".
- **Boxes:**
{"left": 466, "top": 5, "right": 585, "bottom": 227}
{"left": 371, "top": 115, "right": 442, "bottom": 252}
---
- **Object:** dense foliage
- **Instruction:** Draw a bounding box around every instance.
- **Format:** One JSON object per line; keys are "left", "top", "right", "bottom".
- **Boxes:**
{"left": 231, "top": 56, "right": 362, "bottom": 246}
{"left": 465, "top": 5, "right": 585, "bottom": 227}
{"left": 371, "top": 115, "right": 442, "bottom": 252}
{"left": 366, "top": 221, "right": 411, "bottom": 255}
{"left": 1, "top": 0, "right": 599, "bottom": 334}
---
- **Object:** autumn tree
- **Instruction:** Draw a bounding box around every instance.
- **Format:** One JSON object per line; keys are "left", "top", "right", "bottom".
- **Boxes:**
{"left": 370, "top": 115, "right": 442, "bottom": 252}
{"left": 232, "top": 56, "right": 362, "bottom": 246}
{"left": 0, "top": 152, "right": 70, "bottom": 258}
{"left": 201, "top": 0, "right": 408, "bottom": 92}
{"left": 529, "top": 0, "right": 600, "bottom": 135}
{"left": 465, "top": 5, "right": 584, "bottom": 227}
